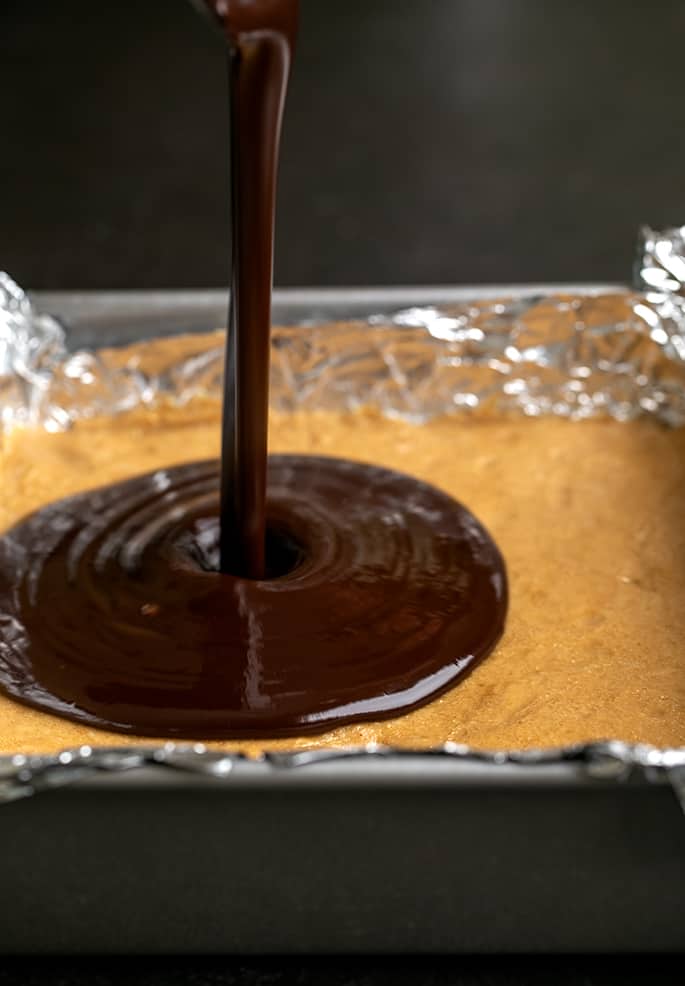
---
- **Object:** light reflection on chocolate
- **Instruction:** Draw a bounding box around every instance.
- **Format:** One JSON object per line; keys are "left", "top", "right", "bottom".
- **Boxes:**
{"left": 0, "top": 456, "right": 507, "bottom": 737}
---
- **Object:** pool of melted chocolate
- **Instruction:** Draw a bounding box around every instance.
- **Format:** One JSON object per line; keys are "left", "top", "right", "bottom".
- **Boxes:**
{"left": 0, "top": 456, "right": 507, "bottom": 737}
{"left": 0, "top": 0, "right": 509, "bottom": 739}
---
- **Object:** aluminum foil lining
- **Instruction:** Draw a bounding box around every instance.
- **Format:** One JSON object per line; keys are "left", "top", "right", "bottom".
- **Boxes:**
{"left": 2, "top": 225, "right": 685, "bottom": 802}
{"left": 4, "top": 258, "right": 685, "bottom": 433}
{"left": 1, "top": 741, "right": 684, "bottom": 809}
{"left": 635, "top": 222, "right": 685, "bottom": 299}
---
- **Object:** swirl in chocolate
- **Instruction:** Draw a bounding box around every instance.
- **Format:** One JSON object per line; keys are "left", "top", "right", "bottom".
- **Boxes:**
{"left": 0, "top": 456, "right": 507, "bottom": 737}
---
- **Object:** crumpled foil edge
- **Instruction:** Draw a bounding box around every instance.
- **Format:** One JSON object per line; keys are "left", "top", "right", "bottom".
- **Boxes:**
{"left": 0, "top": 740, "right": 684, "bottom": 808}
{"left": 5, "top": 246, "right": 685, "bottom": 430}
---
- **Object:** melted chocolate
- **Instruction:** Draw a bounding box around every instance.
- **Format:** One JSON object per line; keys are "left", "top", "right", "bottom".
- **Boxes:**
{"left": 0, "top": 0, "right": 510, "bottom": 738}
{"left": 0, "top": 457, "right": 506, "bottom": 737}
{"left": 208, "top": 0, "right": 299, "bottom": 578}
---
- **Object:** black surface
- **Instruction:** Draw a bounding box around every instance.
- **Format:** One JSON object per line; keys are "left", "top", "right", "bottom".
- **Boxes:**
{"left": 0, "top": 956, "right": 682, "bottom": 985}
{"left": 1, "top": 779, "right": 683, "bottom": 965}
{"left": 3, "top": 0, "right": 685, "bottom": 290}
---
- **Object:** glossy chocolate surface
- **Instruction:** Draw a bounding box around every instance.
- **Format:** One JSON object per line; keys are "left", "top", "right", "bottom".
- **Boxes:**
{"left": 0, "top": 456, "right": 507, "bottom": 737}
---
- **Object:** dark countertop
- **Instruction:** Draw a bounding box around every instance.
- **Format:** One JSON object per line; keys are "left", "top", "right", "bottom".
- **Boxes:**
{"left": 3, "top": 0, "right": 685, "bottom": 291}
{"left": 0, "top": 957, "right": 682, "bottom": 986}
{"left": 1, "top": 1, "right": 683, "bottom": 980}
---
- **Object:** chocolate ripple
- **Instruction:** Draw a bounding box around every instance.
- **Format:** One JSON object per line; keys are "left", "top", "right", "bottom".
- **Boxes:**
{"left": 0, "top": 456, "right": 507, "bottom": 737}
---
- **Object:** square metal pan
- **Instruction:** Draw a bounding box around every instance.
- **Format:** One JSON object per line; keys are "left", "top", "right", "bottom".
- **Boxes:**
{"left": 0, "top": 286, "right": 683, "bottom": 955}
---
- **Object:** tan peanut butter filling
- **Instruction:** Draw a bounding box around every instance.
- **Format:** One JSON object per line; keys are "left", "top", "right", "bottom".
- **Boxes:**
{"left": 1, "top": 338, "right": 684, "bottom": 754}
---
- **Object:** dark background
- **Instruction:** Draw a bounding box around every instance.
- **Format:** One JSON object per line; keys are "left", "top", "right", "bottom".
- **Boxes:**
{"left": 3, "top": 0, "right": 685, "bottom": 290}
{"left": 1, "top": 1, "right": 684, "bottom": 982}
{"left": 0, "top": 957, "right": 683, "bottom": 986}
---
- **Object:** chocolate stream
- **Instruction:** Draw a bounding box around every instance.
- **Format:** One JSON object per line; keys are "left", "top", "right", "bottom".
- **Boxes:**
{"left": 211, "top": 0, "right": 299, "bottom": 578}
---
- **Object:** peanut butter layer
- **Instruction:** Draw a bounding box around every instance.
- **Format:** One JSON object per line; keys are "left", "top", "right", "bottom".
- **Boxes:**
{"left": 1, "top": 400, "right": 684, "bottom": 753}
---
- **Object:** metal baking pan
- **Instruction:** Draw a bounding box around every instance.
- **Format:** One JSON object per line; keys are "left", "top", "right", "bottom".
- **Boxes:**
{"left": 0, "top": 286, "right": 683, "bottom": 955}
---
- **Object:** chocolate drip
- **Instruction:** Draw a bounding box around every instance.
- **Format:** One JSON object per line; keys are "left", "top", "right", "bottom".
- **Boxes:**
{"left": 0, "top": 457, "right": 507, "bottom": 737}
{"left": 204, "top": 0, "right": 299, "bottom": 578}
